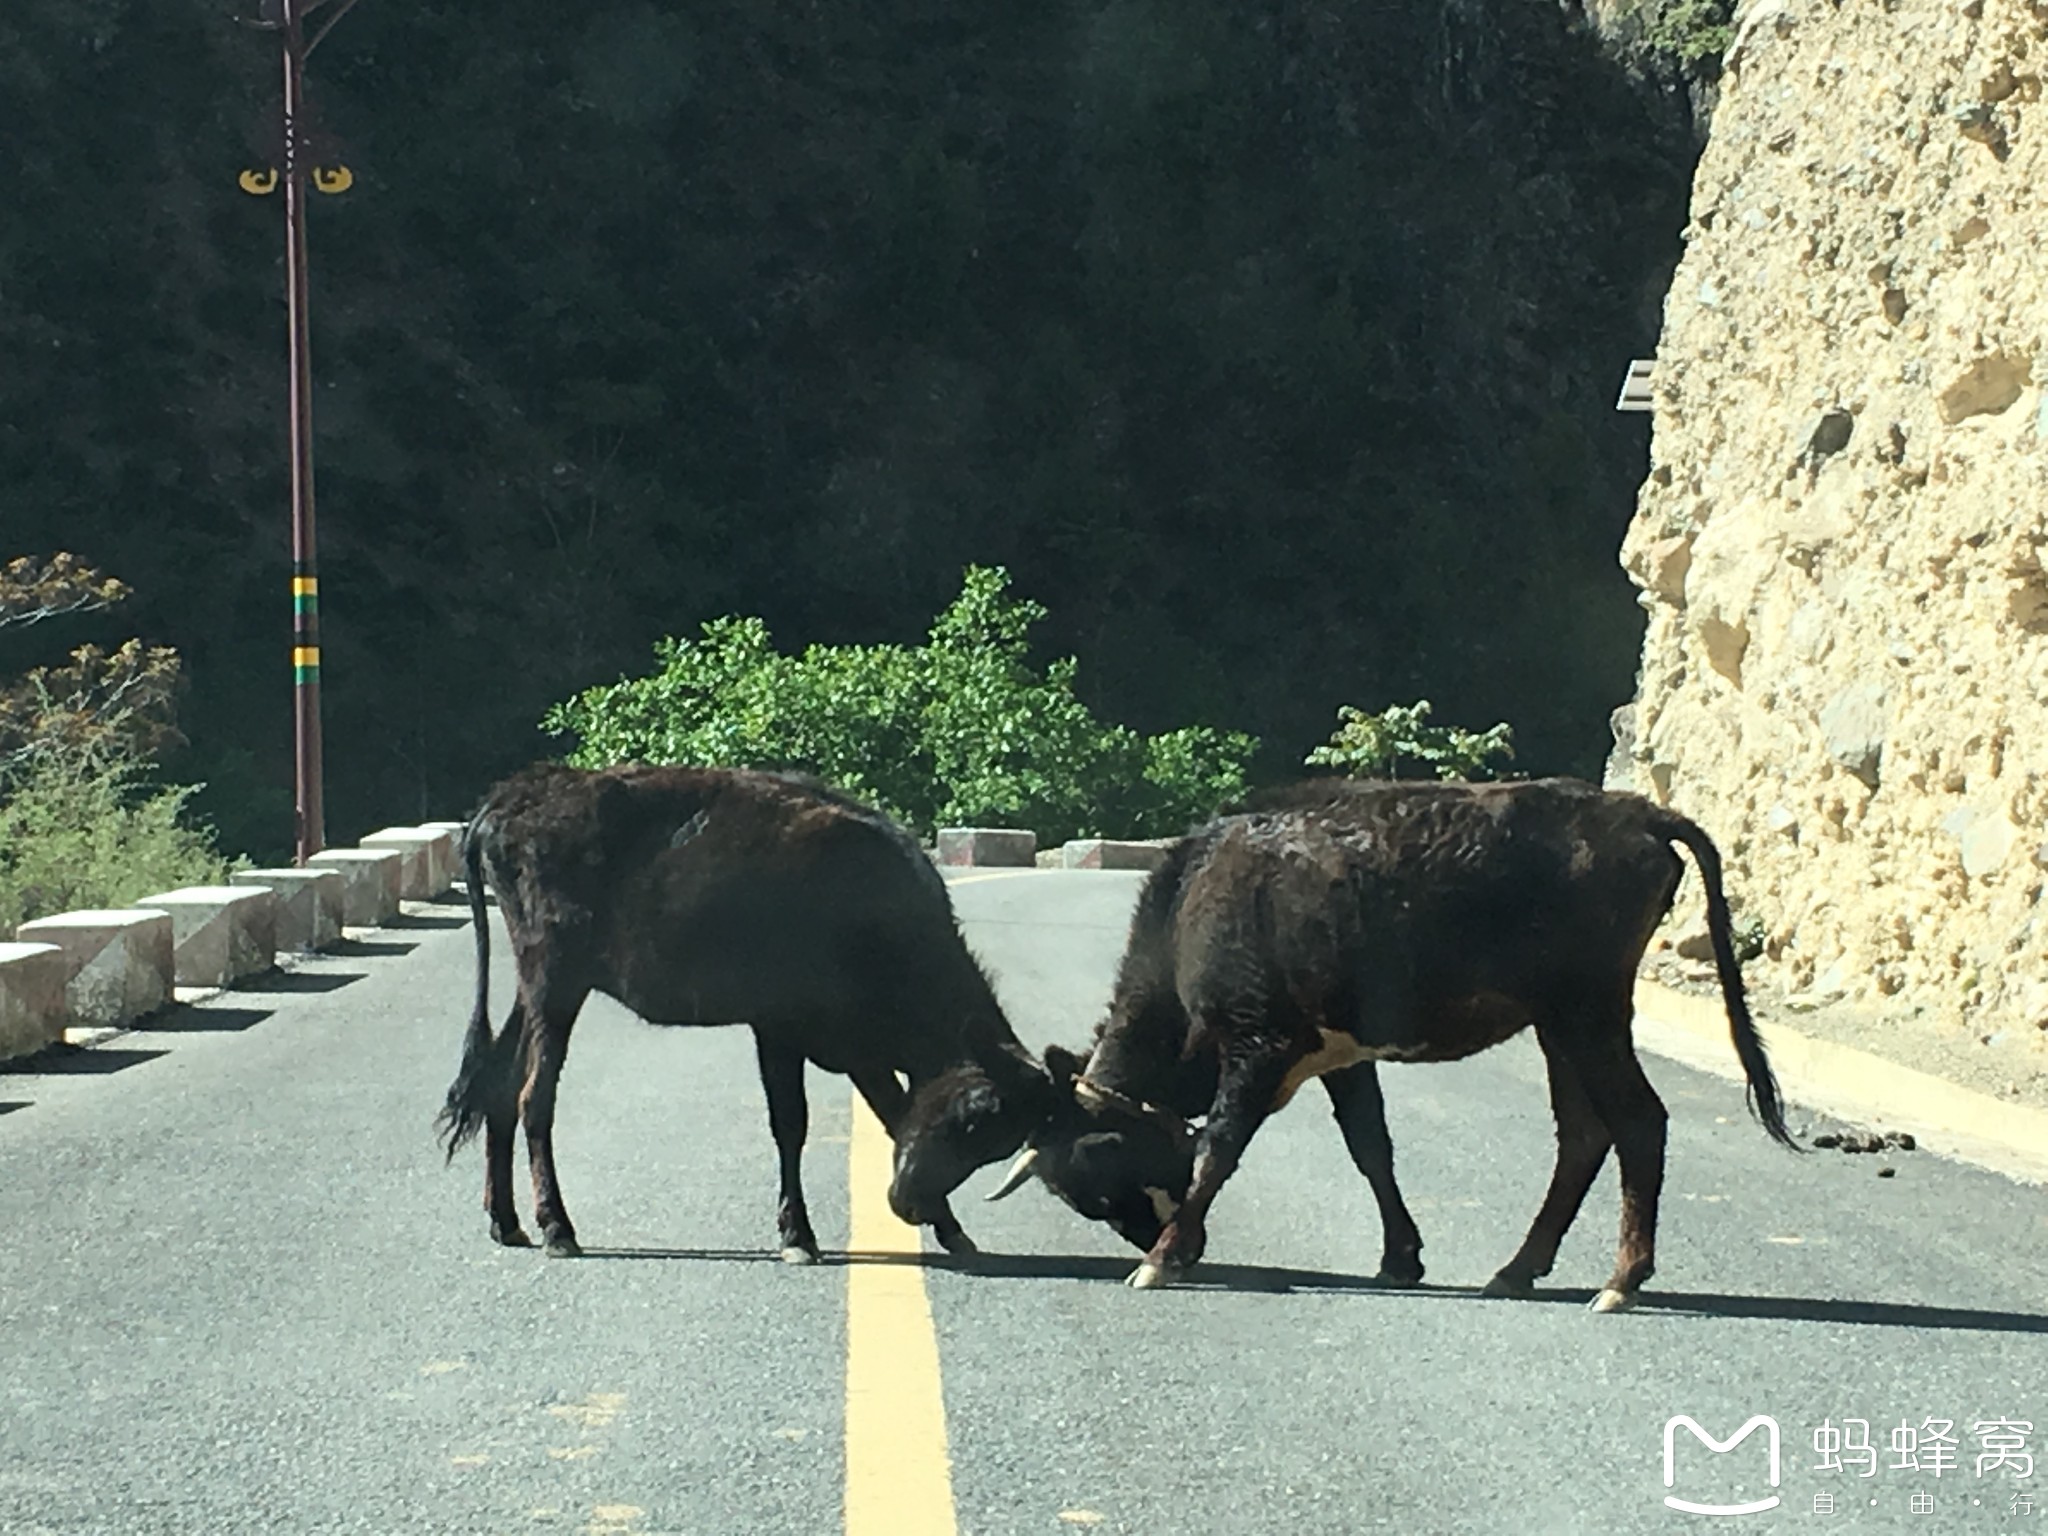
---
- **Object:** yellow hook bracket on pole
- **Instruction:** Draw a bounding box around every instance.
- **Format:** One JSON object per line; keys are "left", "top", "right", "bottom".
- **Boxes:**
{"left": 237, "top": 165, "right": 350, "bottom": 194}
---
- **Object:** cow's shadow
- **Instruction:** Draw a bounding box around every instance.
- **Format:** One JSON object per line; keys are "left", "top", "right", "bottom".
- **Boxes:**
{"left": 575, "top": 1245, "right": 2048, "bottom": 1331}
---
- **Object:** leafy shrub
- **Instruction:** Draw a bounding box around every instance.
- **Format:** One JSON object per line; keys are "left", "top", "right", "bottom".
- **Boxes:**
{"left": 1731, "top": 912, "right": 1767, "bottom": 966}
{"left": 0, "top": 552, "right": 235, "bottom": 929}
{"left": 0, "top": 746, "right": 235, "bottom": 932}
{"left": 1304, "top": 700, "right": 1515, "bottom": 781}
{"left": 1640, "top": 0, "right": 1735, "bottom": 63}
{"left": 543, "top": 565, "right": 1259, "bottom": 844}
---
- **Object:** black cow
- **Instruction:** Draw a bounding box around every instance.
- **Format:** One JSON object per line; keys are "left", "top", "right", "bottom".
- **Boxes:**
{"left": 983, "top": 777, "right": 1795, "bottom": 1310}
{"left": 437, "top": 762, "right": 1056, "bottom": 1261}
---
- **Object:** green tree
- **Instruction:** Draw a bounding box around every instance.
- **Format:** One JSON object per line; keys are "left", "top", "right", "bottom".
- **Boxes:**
{"left": 545, "top": 565, "right": 1258, "bottom": 844}
{"left": 1304, "top": 700, "right": 1515, "bottom": 781}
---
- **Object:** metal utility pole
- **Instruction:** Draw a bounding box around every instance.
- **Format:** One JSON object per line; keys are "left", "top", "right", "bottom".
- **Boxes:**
{"left": 240, "top": 0, "right": 357, "bottom": 865}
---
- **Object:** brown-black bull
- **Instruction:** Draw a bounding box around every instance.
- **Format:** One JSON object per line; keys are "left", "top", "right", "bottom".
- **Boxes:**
{"left": 982, "top": 777, "right": 1797, "bottom": 1310}
{"left": 437, "top": 762, "right": 1058, "bottom": 1263}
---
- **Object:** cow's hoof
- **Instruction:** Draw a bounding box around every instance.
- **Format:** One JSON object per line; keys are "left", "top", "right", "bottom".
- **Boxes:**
{"left": 1125, "top": 1261, "right": 1181, "bottom": 1290}
{"left": 1480, "top": 1271, "right": 1534, "bottom": 1299}
{"left": 935, "top": 1228, "right": 979, "bottom": 1257}
{"left": 1589, "top": 1286, "right": 1638, "bottom": 1314}
{"left": 1375, "top": 1259, "right": 1425, "bottom": 1289}
{"left": 543, "top": 1234, "right": 582, "bottom": 1259}
{"left": 490, "top": 1224, "right": 532, "bottom": 1248}
{"left": 780, "top": 1244, "right": 821, "bottom": 1266}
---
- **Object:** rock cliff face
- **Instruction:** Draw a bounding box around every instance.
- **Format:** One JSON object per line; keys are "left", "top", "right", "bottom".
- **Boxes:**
{"left": 1613, "top": 0, "right": 2048, "bottom": 1036}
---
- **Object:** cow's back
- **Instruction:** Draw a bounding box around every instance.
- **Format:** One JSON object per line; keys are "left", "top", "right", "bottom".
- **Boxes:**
{"left": 473, "top": 763, "right": 970, "bottom": 1041}
{"left": 1166, "top": 779, "right": 1687, "bottom": 1054}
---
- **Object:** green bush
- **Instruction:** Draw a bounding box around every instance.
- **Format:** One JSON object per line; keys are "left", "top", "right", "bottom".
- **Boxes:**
{"left": 543, "top": 565, "right": 1259, "bottom": 844}
{"left": 0, "top": 746, "right": 236, "bottom": 933}
{"left": 0, "top": 553, "right": 236, "bottom": 930}
{"left": 1640, "top": 0, "right": 1735, "bottom": 63}
{"left": 1304, "top": 699, "right": 1515, "bottom": 781}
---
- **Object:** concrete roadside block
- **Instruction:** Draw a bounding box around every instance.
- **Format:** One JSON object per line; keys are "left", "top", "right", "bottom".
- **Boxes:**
{"left": 306, "top": 849, "right": 403, "bottom": 927}
{"left": 360, "top": 827, "right": 452, "bottom": 900}
{"left": 0, "top": 942, "right": 67, "bottom": 1060}
{"left": 1061, "top": 838, "right": 1172, "bottom": 872}
{"left": 231, "top": 869, "right": 344, "bottom": 953}
{"left": 399, "top": 826, "right": 457, "bottom": 896}
{"left": 421, "top": 820, "right": 469, "bottom": 864}
{"left": 15, "top": 909, "right": 172, "bottom": 1028}
{"left": 133, "top": 886, "right": 277, "bottom": 987}
{"left": 936, "top": 828, "right": 1038, "bottom": 868}
{"left": 356, "top": 830, "right": 428, "bottom": 900}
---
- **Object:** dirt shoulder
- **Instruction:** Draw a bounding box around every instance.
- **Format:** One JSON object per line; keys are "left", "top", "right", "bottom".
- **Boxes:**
{"left": 1643, "top": 950, "right": 2048, "bottom": 1117}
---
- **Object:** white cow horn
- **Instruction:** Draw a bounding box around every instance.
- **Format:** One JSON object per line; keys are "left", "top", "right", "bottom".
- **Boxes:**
{"left": 983, "top": 1146, "right": 1041, "bottom": 1202}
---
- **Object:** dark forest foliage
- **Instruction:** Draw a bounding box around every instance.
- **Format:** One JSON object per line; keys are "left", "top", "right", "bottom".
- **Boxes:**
{"left": 0, "top": 0, "right": 1696, "bottom": 861}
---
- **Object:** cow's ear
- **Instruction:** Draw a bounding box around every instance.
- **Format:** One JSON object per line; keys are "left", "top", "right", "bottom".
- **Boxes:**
{"left": 1042, "top": 1044, "right": 1087, "bottom": 1096}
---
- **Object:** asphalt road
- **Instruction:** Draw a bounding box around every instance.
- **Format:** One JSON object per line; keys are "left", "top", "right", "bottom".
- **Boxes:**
{"left": 1, "top": 870, "right": 2044, "bottom": 1535}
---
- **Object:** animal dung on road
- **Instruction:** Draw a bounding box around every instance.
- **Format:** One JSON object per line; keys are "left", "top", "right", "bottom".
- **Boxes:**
{"left": 1811, "top": 1128, "right": 1916, "bottom": 1154}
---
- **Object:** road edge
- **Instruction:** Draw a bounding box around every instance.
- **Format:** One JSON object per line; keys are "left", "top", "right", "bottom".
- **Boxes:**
{"left": 1633, "top": 977, "right": 2048, "bottom": 1189}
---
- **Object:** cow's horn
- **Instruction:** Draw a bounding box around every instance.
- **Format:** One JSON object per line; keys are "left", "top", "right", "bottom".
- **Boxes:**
{"left": 1072, "top": 1077, "right": 1114, "bottom": 1111}
{"left": 983, "top": 1146, "right": 1041, "bottom": 1202}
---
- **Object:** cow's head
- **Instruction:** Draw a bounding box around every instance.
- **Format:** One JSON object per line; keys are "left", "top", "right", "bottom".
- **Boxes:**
{"left": 887, "top": 1045, "right": 1061, "bottom": 1227}
{"left": 980, "top": 1044, "right": 1197, "bottom": 1252}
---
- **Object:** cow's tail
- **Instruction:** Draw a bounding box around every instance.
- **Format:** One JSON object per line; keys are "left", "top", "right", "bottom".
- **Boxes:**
{"left": 1654, "top": 809, "right": 1798, "bottom": 1150}
{"left": 435, "top": 815, "right": 521, "bottom": 1161}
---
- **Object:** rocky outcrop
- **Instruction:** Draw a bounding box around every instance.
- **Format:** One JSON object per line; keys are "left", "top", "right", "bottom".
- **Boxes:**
{"left": 1613, "top": 0, "right": 2048, "bottom": 1036}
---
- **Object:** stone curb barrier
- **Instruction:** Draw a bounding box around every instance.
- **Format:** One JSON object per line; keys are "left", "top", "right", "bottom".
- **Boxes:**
{"left": 15, "top": 909, "right": 174, "bottom": 1030}
{"left": 359, "top": 827, "right": 456, "bottom": 902}
{"left": 134, "top": 885, "right": 278, "bottom": 988}
{"left": 0, "top": 943, "right": 67, "bottom": 1058}
{"left": 306, "top": 849, "right": 404, "bottom": 927}
{"left": 232, "top": 868, "right": 345, "bottom": 953}
{"left": 0, "top": 820, "right": 465, "bottom": 1062}
{"left": 1061, "top": 838, "right": 1172, "bottom": 872}
{"left": 421, "top": 820, "right": 470, "bottom": 861}
{"left": 935, "top": 828, "right": 1038, "bottom": 868}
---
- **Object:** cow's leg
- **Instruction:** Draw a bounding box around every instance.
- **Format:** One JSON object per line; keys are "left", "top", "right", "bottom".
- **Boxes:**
{"left": 1482, "top": 1028, "right": 1611, "bottom": 1298}
{"left": 1129, "top": 1040, "right": 1293, "bottom": 1290}
{"left": 1322, "top": 1062, "right": 1424, "bottom": 1287}
{"left": 519, "top": 978, "right": 590, "bottom": 1258}
{"left": 755, "top": 1032, "right": 821, "bottom": 1265}
{"left": 851, "top": 1068, "right": 977, "bottom": 1257}
{"left": 1547, "top": 1017, "right": 1668, "bottom": 1313}
{"left": 484, "top": 1001, "right": 530, "bottom": 1247}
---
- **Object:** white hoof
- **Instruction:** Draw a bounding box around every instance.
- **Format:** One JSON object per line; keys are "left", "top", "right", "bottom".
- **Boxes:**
{"left": 1126, "top": 1261, "right": 1176, "bottom": 1290}
{"left": 780, "top": 1245, "right": 820, "bottom": 1266}
{"left": 1589, "top": 1286, "right": 1637, "bottom": 1313}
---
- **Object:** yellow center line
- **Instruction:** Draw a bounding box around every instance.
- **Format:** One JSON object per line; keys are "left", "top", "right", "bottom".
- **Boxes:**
{"left": 844, "top": 1098, "right": 958, "bottom": 1536}
{"left": 840, "top": 860, "right": 1041, "bottom": 1532}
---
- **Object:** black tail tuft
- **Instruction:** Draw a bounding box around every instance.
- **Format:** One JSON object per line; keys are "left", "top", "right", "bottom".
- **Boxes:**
{"left": 1656, "top": 809, "right": 1800, "bottom": 1151}
{"left": 436, "top": 812, "right": 517, "bottom": 1160}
